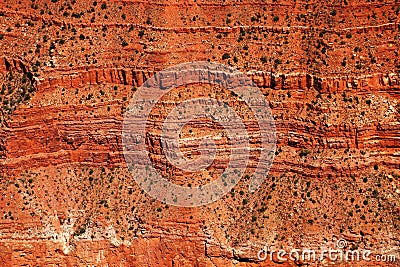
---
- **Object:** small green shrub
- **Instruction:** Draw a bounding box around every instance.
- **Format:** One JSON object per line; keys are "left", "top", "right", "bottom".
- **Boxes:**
{"left": 299, "top": 149, "right": 310, "bottom": 157}
{"left": 222, "top": 53, "right": 230, "bottom": 60}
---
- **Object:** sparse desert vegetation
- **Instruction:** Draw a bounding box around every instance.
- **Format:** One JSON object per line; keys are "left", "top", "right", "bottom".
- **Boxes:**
{"left": 0, "top": 0, "right": 399, "bottom": 266}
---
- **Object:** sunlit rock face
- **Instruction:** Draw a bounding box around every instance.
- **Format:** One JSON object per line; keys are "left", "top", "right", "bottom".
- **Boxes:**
{"left": 0, "top": 0, "right": 399, "bottom": 266}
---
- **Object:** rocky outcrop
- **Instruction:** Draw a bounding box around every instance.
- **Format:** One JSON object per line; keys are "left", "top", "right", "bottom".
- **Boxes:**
{"left": 0, "top": 0, "right": 399, "bottom": 266}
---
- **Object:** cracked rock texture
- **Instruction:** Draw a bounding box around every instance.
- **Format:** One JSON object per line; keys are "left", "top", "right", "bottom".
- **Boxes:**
{"left": 0, "top": 0, "right": 399, "bottom": 266}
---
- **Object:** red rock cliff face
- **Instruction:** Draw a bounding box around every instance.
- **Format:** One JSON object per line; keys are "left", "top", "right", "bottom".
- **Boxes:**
{"left": 0, "top": 0, "right": 399, "bottom": 266}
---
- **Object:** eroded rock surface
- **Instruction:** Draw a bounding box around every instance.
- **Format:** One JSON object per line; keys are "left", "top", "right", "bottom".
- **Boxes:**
{"left": 0, "top": 0, "right": 399, "bottom": 266}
